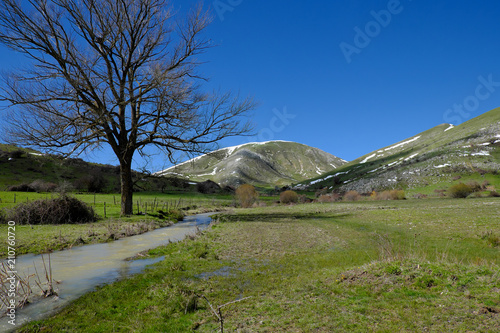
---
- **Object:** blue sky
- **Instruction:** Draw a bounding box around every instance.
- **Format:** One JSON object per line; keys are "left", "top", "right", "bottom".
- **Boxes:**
{"left": 2, "top": 0, "right": 500, "bottom": 172}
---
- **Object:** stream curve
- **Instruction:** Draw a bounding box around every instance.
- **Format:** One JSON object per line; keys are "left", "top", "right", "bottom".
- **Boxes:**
{"left": 0, "top": 213, "right": 215, "bottom": 332}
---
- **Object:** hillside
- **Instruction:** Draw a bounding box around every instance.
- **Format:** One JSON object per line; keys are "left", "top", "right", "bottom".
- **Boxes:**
{"left": 299, "top": 107, "right": 500, "bottom": 193}
{"left": 156, "top": 141, "right": 346, "bottom": 187}
{"left": 0, "top": 144, "right": 190, "bottom": 193}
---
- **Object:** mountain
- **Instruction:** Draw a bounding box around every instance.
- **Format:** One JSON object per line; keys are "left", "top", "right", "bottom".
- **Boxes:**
{"left": 156, "top": 141, "right": 347, "bottom": 187}
{"left": 299, "top": 107, "right": 500, "bottom": 193}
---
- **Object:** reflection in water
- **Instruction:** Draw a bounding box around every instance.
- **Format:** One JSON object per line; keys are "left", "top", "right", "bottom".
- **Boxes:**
{"left": 0, "top": 213, "right": 214, "bottom": 332}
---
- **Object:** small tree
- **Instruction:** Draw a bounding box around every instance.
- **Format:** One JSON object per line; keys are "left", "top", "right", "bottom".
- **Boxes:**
{"left": 343, "top": 190, "right": 361, "bottom": 202}
{"left": 280, "top": 190, "right": 298, "bottom": 204}
{"left": 448, "top": 183, "right": 473, "bottom": 198}
{"left": 236, "top": 184, "right": 258, "bottom": 208}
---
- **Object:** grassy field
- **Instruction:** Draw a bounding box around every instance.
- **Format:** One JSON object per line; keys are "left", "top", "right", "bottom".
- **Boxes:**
{"left": 0, "top": 191, "right": 235, "bottom": 257}
{"left": 17, "top": 197, "right": 500, "bottom": 332}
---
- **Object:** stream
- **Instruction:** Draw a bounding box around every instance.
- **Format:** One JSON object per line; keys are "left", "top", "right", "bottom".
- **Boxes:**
{"left": 0, "top": 213, "right": 215, "bottom": 332}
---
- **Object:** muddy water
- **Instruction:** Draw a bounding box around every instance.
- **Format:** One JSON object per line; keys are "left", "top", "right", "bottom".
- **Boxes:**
{"left": 0, "top": 213, "right": 214, "bottom": 332}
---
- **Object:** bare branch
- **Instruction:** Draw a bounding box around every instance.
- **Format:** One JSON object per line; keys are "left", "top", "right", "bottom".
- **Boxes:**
{"left": 0, "top": 0, "right": 256, "bottom": 215}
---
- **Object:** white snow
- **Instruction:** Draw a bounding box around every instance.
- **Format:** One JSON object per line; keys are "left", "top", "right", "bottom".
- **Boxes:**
{"left": 387, "top": 160, "right": 401, "bottom": 167}
{"left": 368, "top": 167, "right": 382, "bottom": 173}
{"left": 444, "top": 124, "right": 455, "bottom": 132}
{"left": 196, "top": 167, "right": 218, "bottom": 177}
{"left": 310, "top": 174, "right": 334, "bottom": 185}
{"left": 384, "top": 136, "right": 421, "bottom": 152}
{"left": 479, "top": 142, "right": 491, "bottom": 146}
{"left": 434, "top": 163, "right": 451, "bottom": 168}
{"left": 404, "top": 153, "right": 419, "bottom": 161}
{"left": 360, "top": 154, "right": 377, "bottom": 164}
{"left": 155, "top": 140, "right": 293, "bottom": 175}
{"left": 309, "top": 170, "right": 349, "bottom": 185}
{"left": 471, "top": 151, "right": 490, "bottom": 156}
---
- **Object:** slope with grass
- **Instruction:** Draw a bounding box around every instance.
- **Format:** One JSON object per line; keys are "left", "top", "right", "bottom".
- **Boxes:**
{"left": 300, "top": 107, "right": 500, "bottom": 195}
{"left": 157, "top": 141, "right": 346, "bottom": 187}
{"left": 18, "top": 198, "right": 500, "bottom": 332}
{"left": 0, "top": 144, "right": 196, "bottom": 193}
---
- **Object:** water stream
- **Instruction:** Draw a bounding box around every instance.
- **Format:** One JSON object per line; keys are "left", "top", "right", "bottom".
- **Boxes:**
{"left": 0, "top": 213, "right": 214, "bottom": 332}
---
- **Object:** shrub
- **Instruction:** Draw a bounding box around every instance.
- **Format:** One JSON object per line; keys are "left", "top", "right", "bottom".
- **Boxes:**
{"left": 280, "top": 190, "right": 299, "bottom": 204}
{"left": 235, "top": 184, "right": 258, "bottom": 208}
{"left": 343, "top": 190, "right": 361, "bottom": 202}
{"left": 7, "top": 196, "right": 98, "bottom": 225}
{"left": 465, "top": 180, "right": 481, "bottom": 193}
{"left": 298, "top": 194, "right": 313, "bottom": 203}
{"left": 489, "top": 190, "right": 500, "bottom": 197}
{"left": 390, "top": 190, "right": 406, "bottom": 200}
{"left": 7, "top": 183, "right": 35, "bottom": 192}
{"left": 57, "top": 181, "right": 75, "bottom": 194}
{"left": 448, "top": 183, "right": 473, "bottom": 198}
{"left": 9, "top": 150, "right": 24, "bottom": 158}
{"left": 317, "top": 193, "right": 341, "bottom": 203}
{"left": 30, "top": 180, "right": 58, "bottom": 193}
{"left": 196, "top": 180, "right": 221, "bottom": 194}
{"left": 480, "top": 231, "right": 500, "bottom": 247}
{"left": 75, "top": 173, "right": 107, "bottom": 193}
{"left": 434, "top": 189, "right": 447, "bottom": 197}
{"left": 370, "top": 190, "right": 405, "bottom": 201}
{"left": 0, "top": 209, "right": 6, "bottom": 224}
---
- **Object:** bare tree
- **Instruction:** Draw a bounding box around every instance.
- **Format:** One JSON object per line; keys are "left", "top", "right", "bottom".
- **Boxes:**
{"left": 0, "top": 0, "right": 255, "bottom": 215}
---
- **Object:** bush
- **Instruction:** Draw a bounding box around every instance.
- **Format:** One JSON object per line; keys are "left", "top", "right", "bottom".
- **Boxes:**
{"left": 6, "top": 196, "right": 98, "bottom": 225}
{"left": 317, "top": 193, "right": 341, "bottom": 203}
{"left": 280, "top": 190, "right": 299, "bottom": 204}
{"left": 371, "top": 190, "right": 405, "bottom": 200}
{"left": 343, "top": 190, "right": 361, "bottom": 202}
{"left": 196, "top": 180, "right": 221, "bottom": 194}
{"left": 7, "top": 183, "right": 35, "bottom": 192}
{"left": 9, "top": 150, "right": 24, "bottom": 158}
{"left": 465, "top": 180, "right": 481, "bottom": 193}
{"left": 448, "top": 183, "right": 473, "bottom": 198}
{"left": 75, "top": 172, "right": 107, "bottom": 193}
{"left": 489, "top": 190, "right": 500, "bottom": 198}
{"left": 298, "top": 194, "right": 313, "bottom": 203}
{"left": 0, "top": 209, "right": 6, "bottom": 224}
{"left": 235, "top": 184, "right": 258, "bottom": 208}
{"left": 30, "top": 180, "right": 58, "bottom": 193}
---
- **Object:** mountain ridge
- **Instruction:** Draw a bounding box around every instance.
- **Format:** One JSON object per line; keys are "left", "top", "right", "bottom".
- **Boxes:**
{"left": 299, "top": 107, "right": 500, "bottom": 193}
{"left": 157, "top": 141, "right": 346, "bottom": 187}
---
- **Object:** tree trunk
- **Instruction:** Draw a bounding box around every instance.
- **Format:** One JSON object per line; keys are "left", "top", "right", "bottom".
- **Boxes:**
{"left": 120, "top": 159, "right": 134, "bottom": 216}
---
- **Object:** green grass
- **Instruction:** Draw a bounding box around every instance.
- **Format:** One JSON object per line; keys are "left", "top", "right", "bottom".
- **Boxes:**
{"left": 17, "top": 197, "right": 500, "bottom": 332}
{"left": 0, "top": 191, "right": 234, "bottom": 257}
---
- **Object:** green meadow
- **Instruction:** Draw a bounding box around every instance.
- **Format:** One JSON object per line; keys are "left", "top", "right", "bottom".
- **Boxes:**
{"left": 15, "top": 197, "right": 500, "bottom": 332}
{"left": 0, "top": 191, "right": 234, "bottom": 257}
